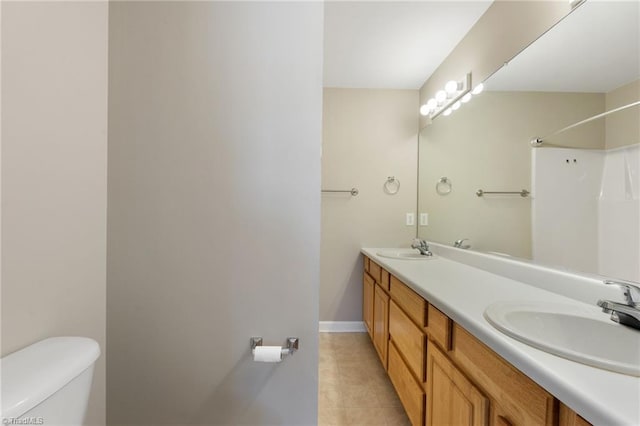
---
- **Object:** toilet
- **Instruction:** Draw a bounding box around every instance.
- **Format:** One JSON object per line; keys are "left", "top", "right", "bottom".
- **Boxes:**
{"left": 1, "top": 337, "right": 100, "bottom": 425}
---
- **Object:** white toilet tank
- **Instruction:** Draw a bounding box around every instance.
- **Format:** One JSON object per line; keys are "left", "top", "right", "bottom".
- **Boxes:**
{"left": 1, "top": 337, "right": 100, "bottom": 425}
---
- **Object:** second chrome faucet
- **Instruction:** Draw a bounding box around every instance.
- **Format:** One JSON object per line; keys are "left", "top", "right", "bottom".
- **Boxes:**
{"left": 454, "top": 238, "right": 471, "bottom": 249}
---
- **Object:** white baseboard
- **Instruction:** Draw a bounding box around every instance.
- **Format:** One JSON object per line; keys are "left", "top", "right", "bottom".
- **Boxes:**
{"left": 319, "top": 321, "right": 366, "bottom": 333}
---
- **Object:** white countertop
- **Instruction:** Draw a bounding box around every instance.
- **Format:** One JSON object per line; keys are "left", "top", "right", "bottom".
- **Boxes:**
{"left": 362, "top": 246, "right": 640, "bottom": 426}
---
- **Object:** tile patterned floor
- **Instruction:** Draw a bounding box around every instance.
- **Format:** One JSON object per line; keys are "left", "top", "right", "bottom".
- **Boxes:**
{"left": 318, "top": 332, "right": 411, "bottom": 426}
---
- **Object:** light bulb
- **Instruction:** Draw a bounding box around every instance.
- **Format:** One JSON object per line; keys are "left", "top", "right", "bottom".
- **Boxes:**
{"left": 443, "top": 108, "right": 452, "bottom": 117}
{"left": 452, "top": 101, "right": 461, "bottom": 111}
{"left": 435, "top": 90, "right": 447, "bottom": 103}
{"left": 461, "top": 93, "right": 472, "bottom": 103}
{"left": 472, "top": 83, "right": 484, "bottom": 95}
{"left": 445, "top": 80, "right": 459, "bottom": 94}
{"left": 427, "top": 98, "right": 437, "bottom": 110}
{"left": 419, "top": 104, "right": 430, "bottom": 116}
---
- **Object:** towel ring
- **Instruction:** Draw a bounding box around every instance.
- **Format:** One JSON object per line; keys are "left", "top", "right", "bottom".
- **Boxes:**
{"left": 436, "top": 177, "right": 452, "bottom": 195}
{"left": 384, "top": 176, "right": 400, "bottom": 195}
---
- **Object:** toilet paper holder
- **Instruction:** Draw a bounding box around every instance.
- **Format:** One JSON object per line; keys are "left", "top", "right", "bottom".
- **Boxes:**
{"left": 251, "top": 336, "right": 299, "bottom": 357}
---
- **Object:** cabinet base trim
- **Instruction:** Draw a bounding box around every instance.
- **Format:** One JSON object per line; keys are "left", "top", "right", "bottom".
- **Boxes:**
{"left": 319, "top": 321, "right": 366, "bottom": 332}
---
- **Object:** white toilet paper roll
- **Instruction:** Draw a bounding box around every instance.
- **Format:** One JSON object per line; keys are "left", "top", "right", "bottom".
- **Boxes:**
{"left": 253, "top": 346, "right": 282, "bottom": 363}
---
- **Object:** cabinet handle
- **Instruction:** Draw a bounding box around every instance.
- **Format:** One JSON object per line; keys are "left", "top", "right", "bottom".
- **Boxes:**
{"left": 497, "top": 416, "right": 513, "bottom": 426}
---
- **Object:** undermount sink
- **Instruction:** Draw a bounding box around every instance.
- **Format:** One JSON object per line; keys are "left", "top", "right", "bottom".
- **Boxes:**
{"left": 484, "top": 301, "right": 640, "bottom": 376}
{"left": 376, "top": 250, "right": 437, "bottom": 260}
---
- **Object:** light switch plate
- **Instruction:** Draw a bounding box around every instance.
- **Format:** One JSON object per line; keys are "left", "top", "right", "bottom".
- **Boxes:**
{"left": 406, "top": 213, "right": 415, "bottom": 226}
{"left": 420, "top": 213, "right": 428, "bottom": 226}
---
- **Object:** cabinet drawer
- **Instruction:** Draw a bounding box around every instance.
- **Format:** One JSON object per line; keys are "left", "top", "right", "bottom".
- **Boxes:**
{"left": 390, "top": 276, "right": 427, "bottom": 327}
{"left": 452, "top": 324, "right": 556, "bottom": 426}
{"left": 369, "top": 260, "right": 382, "bottom": 284}
{"left": 388, "top": 342, "right": 425, "bottom": 426}
{"left": 389, "top": 300, "right": 426, "bottom": 382}
{"left": 364, "top": 255, "right": 370, "bottom": 273}
{"left": 427, "top": 305, "right": 452, "bottom": 351}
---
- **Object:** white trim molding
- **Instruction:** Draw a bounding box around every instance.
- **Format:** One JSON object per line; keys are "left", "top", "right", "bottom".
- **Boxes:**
{"left": 319, "top": 321, "right": 366, "bottom": 333}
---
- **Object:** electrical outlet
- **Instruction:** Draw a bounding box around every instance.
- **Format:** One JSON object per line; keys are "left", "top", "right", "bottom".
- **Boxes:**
{"left": 406, "top": 213, "right": 415, "bottom": 226}
{"left": 420, "top": 213, "right": 428, "bottom": 226}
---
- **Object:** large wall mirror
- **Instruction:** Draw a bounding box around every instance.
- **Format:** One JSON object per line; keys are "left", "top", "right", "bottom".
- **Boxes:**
{"left": 418, "top": 1, "right": 639, "bottom": 283}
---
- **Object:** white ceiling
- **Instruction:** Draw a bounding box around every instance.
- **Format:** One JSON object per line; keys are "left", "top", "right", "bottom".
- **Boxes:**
{"left": 323, "top": 1, "right": 492, "bottom": 90}
{"left": 486, "top": 1, "right": 640, "bottom": 93}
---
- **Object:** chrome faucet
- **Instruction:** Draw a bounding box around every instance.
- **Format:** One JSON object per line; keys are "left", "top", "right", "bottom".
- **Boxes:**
{"left": 597, "top": 280, "right": 640, "bottom": 331}
{"left": 411, "top": 238, "right": 433, "bottom": 256}
{"left": 454, "top": 238, "right": 471, "bottom": 249}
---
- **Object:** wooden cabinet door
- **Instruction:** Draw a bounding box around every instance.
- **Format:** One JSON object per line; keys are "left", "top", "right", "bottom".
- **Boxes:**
{"left": 363, "top": 272, "right": 374, "bottom": 338}
{"left": 373, "top": 283, "right": 389, "bottom": 368}
{"left": 427, "top": 344, "right": 488, "bottom": 426}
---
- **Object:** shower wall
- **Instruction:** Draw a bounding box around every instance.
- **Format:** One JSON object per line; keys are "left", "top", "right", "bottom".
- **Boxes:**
{"left": 532, "top": 144, "right": 640, "bottom": 282}
{"left": 532, "top": 148, "right": 604, "bottom": 274}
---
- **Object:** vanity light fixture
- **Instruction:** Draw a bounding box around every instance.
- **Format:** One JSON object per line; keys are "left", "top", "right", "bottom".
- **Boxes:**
{"left": 570, "top": 0, "right": 586, "bottom": 9}
{"left": 445, "top": 80, "right": 460, "bottom": 94}
{"left": 471, "top": 83, "right": 484, "bottom": 95}
{"left": 461, "top": 93, "right": 472, "bottom": 103}
{"left": 419, "top": 72, "right": 472, "bottom": 119}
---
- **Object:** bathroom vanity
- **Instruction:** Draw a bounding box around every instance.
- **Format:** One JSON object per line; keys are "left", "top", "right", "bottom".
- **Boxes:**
{"left": 361, "top": 247, "right": 639, "bottom": 426}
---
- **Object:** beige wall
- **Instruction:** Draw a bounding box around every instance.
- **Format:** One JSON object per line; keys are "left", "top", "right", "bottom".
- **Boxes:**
{"left": 321, "top": 89, "right": 418, "bottom": 322}
{"left": 418, "top": 91, "right": 604, "bottom": 258}
{"left": 420, "top": 1, "right": 573, "bottom": 128}
{"left": 606, "top": 79, "right": 640, "bottom": 149}
{"left": 107, "top": 2, "right": 322, "bottom": 424}
{"left": 1, "top": 2, "right": 108, "bottom": 425}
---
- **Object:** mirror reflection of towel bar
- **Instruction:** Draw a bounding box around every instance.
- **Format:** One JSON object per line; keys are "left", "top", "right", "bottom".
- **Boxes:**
{"left": 476, "top": 189, "right": 529, "bottom": 197}
{"left": 321, "top": 188, "right": 359, "bottom": 196}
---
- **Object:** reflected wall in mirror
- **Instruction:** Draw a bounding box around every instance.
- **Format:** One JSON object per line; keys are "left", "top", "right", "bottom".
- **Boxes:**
{"left": 418, "top": 1, "right": 640, "bottom": 282}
